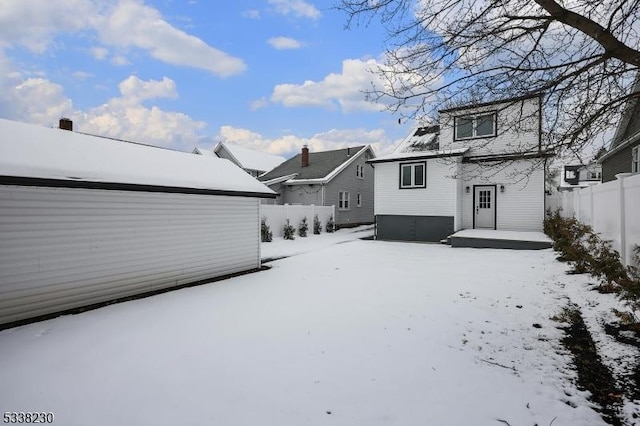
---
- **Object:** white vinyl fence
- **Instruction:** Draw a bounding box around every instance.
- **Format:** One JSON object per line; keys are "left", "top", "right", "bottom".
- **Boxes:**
{"left": 260, "top": 204, "right": 335, "bottom": 238}
{"left": 546, "top": 173, "right": 640, "bottom": 266}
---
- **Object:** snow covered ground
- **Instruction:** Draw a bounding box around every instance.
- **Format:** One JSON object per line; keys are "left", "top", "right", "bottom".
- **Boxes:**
{"left": 1, "top": 230, "right": 637, "bottom": 425}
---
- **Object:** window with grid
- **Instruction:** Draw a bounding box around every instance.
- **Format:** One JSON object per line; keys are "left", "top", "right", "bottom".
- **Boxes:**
{"left": 356, "top": 164, "right": 364, "bottom": 179}
{"left": 339, "top": 191, "right": 350, "bottom": 210}
{"left": 633, "top": 146, "right": 639, "bottom": 174}
{"left": 478, "top": 190, "right": 491, "bottom": 209}
{"left": 454, "top": 112, "right": 496, "bottom": 140}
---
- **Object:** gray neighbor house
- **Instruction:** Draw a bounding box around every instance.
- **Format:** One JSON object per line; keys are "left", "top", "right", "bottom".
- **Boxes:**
{"left": 259, "top": 145, "right": 376, "bottom": 227}
{"left": 599, "top": 75, "right": 640, "bottom": 181}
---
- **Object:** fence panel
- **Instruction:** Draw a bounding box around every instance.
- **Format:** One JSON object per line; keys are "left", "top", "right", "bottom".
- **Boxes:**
{"left": 546, "top": 173, "right": 640, "bottom": 265}
{"left": 260, "top": 204, "right": 335, "bottom": 238}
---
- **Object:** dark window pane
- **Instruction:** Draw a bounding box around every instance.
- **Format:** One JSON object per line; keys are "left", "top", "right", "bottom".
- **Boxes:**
{"left": 414, "top": 164, "right": 424, "bottom": 186}
{"left": 456, "top": 117, "right": 473, "bottom": 139}
{"left": 402, "top": 165, "right": 412, "bottom": 186}
{"left": 476, "top": 114, "right": 495, "bottom": 136}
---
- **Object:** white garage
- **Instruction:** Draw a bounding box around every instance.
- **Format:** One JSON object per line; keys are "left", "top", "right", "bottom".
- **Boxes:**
{"left": 0, "top": 118, "right": 276, "bottom": 327}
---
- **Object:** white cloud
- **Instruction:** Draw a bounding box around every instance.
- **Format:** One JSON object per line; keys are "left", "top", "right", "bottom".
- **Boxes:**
{"left": 93, "top": 0, "right": 246, "bottom": 77}
{"left": 268, "top": 37, "right": 303, "bottom": 50}
{"left": 118, "top": 75, "right": 177, "bottom": 103}
{"left": 213, "top": 125, "right": 397, "bottom": 158}
{"left": 268, "top": 0, "right": 321, "bottom": 20}
{"left": 111, "top": 55, "right": 131, "bottom": 66}
{"left": 0, "top": 0, "right": 93, "bottom": 52}
{"left": 91, "top": 46, "right": 109, "bottom": 60}
{"left": 242, "top": 9, "right": 261, "bottom": 19}
{"left": 250, "top": 98, "right": 269, "bottom": 111}
{"left": 72, "top": 71, "right": 93, "bottom": 81}
{"left": 270, "top": 58, "right": 382, "bottom": 112}
{"left": 0, "top": 0, "right": 246, "bottom": 77}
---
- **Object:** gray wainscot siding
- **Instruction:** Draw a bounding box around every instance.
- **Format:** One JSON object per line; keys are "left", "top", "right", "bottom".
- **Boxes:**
{"left": 602, "top": 144, "right": 636, "bottom": 182}
{"left": 325, "top": 153, "right": 375, "bottom": 226}
{"left": 376, "top": 215, "right": 454, "bottom": 242}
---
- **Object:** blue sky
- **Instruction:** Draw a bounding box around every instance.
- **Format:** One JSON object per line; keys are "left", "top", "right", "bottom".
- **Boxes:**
{"left": 0, "top": 0, "right": 415, "bottom": 157}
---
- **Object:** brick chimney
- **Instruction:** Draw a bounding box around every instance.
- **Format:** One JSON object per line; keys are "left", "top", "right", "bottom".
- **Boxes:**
{"left": 59, "top": 118, "right": 73, "bottom": 131}
{"left": 301, "top": 144, "right": 309, "bottom": 167}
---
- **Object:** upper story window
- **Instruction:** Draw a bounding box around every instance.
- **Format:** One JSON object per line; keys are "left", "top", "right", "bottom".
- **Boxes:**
{"left": 632, "top": 146, "right": 639, "bottom": 174}
{"left": 588, "top": 171, "right": 601, "bottom": 180}
{"left": 454, "top": 112, "right": 496, "bottom": 140}
{"left": 356, "top": 164, "right": 364, "bottom": 179}
{"left": 399, "top": 162, "right": 426, "bottom": 189}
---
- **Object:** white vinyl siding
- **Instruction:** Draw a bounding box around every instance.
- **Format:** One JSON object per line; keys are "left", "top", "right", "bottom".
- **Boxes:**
{"left": 0, "top": 185, "right": 261, "bottom": 326}
{"left": 374, "top": 159, "right": 458, "bottom": 216}
{"left": 460, "top": 160, "right": 545, "bottom": 231}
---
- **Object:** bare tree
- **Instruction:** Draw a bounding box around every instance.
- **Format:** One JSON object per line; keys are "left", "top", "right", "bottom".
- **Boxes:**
{"left": 338, "top": 0, "right": 640, "bottom": 158}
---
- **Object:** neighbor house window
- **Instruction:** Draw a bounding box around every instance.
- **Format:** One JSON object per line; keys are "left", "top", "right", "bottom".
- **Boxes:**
{"left": 357, "top": 193, "right": 362, "bottom": 207}
{"left": 356, "top": 164, "right": 364, "bottom": 179}
{"left": 339, "top": 191, "right": 350, "bottom": 210}
{"left": 631, "top": 146, "right": 639, "bottom": 174}
{"left": 588, "top": 171, "right": 601, "bottom": 180}
{"left": 399, "top": 162, "right": 426, "bottom": 189}
{"left": 454, "top": 112, "right": 496, "bottom": 140}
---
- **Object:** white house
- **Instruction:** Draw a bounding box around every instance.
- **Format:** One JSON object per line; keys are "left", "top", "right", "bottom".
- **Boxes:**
{"left": 194, "top": 141, "right": 286, "bottom": 177}
{"left": 0, "top": 118, "right": 276, "bottom": 327}
{"left": 369, "top": 94, "right": 549, "bottom": 242}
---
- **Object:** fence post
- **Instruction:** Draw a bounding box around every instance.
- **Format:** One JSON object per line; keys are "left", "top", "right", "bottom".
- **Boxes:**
{"left": 588, "top": 185, "right": 594, "bottom": 226}
{"left": 616, "top": 173, "right": 631, "bottom": 266}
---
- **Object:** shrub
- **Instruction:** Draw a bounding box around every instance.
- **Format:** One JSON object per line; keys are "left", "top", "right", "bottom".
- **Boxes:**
{"left": 283, "top": 219, "right": 295, "bottom": 240}
{"left": 298, "top": 217, "right": 308, "bottom": 237}
{"left": 261, "top": 217, "right": 272, "bottom": 242}
{"left": 313, "top": 214, "right": 322, "bottom": 234}
{"left": 544, "top": 210, "right": 640, "bottom": 314}
{"left": 326, "top": 215, "right": 335, "bottom": 233}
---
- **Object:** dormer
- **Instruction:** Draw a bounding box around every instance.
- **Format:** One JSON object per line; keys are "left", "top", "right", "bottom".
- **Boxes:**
{"left": 438, "top": 94, "right": 542, "bottom": 158}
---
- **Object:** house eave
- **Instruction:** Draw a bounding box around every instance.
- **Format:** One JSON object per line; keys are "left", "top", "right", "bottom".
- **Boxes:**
{"left": 438, "top": 93, "right": 544, "bottom": 114}
{"left": 462, "top": 151, "right": 553, "bottom": 163}
{"left": 598, "top": 130, "right": 640, "bottom": 163}
{"left": 367, "top": 148, "right": 468, "bottom": 164}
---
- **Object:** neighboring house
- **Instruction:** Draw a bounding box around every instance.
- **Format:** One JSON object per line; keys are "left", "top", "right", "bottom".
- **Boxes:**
{"left": 193, "top": 141, "right": 286, "bottom": 177}
{"left": 0, "top": 118, "right": 275, "bottom": 327}
{"left": 558, "top": 162, "right": 602, "bottom": 191}
{"left": 599, "top": 75, "right": 640, "bottom": 182}
{"left": 259, "top": 145, "right": 376, "bottom": 227}
{"left": 369, "top": 94, "right": 549, "bottom": 242}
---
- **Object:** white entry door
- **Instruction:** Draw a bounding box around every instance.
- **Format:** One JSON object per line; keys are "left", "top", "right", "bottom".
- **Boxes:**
{"left": 474, "top": 186, "right": 496, "bottom": 229}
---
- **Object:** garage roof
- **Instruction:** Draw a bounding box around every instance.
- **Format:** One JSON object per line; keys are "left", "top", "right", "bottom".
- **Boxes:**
{"left": 0, "top": 119, "right": 276, "bottom": 198}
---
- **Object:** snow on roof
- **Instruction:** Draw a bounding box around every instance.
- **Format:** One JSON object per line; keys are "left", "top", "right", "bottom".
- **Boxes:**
{"left": 0, "top": 118, "right": 276, "bottom": 197}
{"left": 215, "top": 141, "right": 286, "bottom": 173}
{"left": 393, "top": 126, "right": 440, "bottom": 154}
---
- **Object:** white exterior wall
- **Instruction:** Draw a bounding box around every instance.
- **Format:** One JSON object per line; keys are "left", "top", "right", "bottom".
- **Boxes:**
{"left": 0, "top": 185, "right": 261, "bottom": 326}
{"left": 439, "top": 97, "right": 540, "bottom": 156}
{"left": 461, "top": 160, "right": 545, "bottom": 231}
{"left": 374, "top": 158, "right": 459, "bottom": 216}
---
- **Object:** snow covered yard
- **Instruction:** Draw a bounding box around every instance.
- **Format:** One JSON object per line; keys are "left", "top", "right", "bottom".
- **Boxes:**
{"left": 0, "top": 235, "right": 636, "bottom": 425}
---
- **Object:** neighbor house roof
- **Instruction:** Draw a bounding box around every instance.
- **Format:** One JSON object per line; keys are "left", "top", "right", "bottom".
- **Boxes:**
{"left": 208, "top": 141, "right": 286, "bottom": 173}
{"left": 438, "top": 93, "right": 542, "bottom": 113}
{"left": 259, "top": 145, "right": 374, "bottom": 184}
{"left": 0, "top": 118, "right": 276, "bottom": 198}
{"left": 598, "top": 74, "right": 640, "bottom": 163}
{"left": 368, "top": 126, "right": 468, "bottom": 163}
